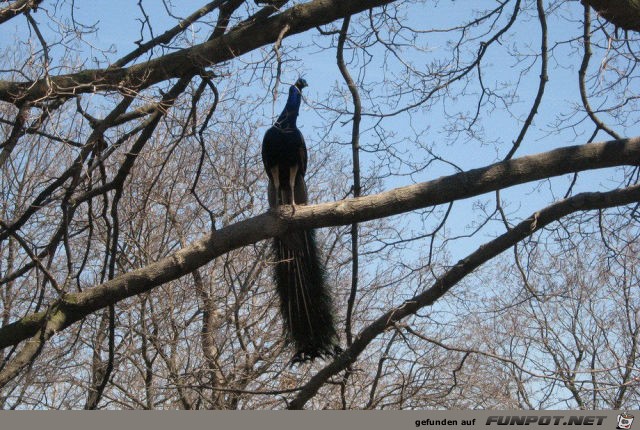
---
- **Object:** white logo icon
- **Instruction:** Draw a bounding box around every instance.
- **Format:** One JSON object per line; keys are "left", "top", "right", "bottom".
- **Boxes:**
{"left": 617, "top": 413, "right": 634, "bottom": 430}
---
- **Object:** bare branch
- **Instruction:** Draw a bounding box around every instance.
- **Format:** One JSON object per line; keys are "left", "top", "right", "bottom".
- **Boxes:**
{"left": 0, "top": 0, "right": 397, "bottom": 105}
{"left": 0, "top": 137, "right": 639, "bottom": 355}
{"left": 288, "top": 181, "right": 640, "bottom": 409}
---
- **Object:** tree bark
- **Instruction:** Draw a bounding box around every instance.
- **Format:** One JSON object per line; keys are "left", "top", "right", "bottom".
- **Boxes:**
{"left": 0, "top": 0, "right": 42, "bottom": 25}
{"left": 288, "top": 181, "right": 640, "bottom": 409}
{"left": 583, "top": 0, "right": 640, "bottom": 32}
{"left": 0, "top": 0, "right": 396, "bottom": 105}
{"left": 0, "top": 137, "right": 639, "bottom": 353}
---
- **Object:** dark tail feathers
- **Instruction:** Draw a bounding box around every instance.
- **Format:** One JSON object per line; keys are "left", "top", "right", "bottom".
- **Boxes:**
{"left": 273, "top": 228, "right": 341, "bottom": 364}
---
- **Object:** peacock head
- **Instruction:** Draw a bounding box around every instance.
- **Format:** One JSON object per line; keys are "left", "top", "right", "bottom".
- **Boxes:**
{"left": 295, "top": 78, "right": 308, "bottom": 90}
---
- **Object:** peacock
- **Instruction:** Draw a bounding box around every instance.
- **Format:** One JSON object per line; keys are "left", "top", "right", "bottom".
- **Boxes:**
{"left": 261, "top": 78, "right": 341, "bottom": 363}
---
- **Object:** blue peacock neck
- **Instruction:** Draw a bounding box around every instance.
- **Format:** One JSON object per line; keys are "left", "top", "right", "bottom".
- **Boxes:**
{"left": 275, "top": 84, "right": 302, "bottom": 129}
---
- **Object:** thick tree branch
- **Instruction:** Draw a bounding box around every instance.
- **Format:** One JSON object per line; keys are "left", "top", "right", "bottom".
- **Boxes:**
{"left": 0, "top": 0, "right": 396, "bottom": 105}
{"left": 110, "top": 0, "right": 228, "bottom": 68}
{"left": 582, "top": 0, "right": 640, "bottom": 32}
{"left": 0, "top": 0, "right": 42, "bottom": 25}
{"left": 0, "top": 137, "right": 639, "bottom": 356}
{"left": 288, "top": 182, "right": 640, "bottom": 409}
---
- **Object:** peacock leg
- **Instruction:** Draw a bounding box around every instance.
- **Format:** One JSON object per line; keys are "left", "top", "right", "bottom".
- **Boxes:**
{"left": 270, "top": 165, "right": 281, "bottom": 208}
{"left": 289, "top": 165, "right": 298, "bottom": 213}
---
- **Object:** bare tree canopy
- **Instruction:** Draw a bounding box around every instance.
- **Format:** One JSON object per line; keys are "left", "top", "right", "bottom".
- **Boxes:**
{"left": 0, "top": 0, "right": 639, "bottom": 409}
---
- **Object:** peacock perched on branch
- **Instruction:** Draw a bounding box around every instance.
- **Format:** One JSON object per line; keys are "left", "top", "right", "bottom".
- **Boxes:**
{"left": 261, "top": 78, "right": 341, "bottom": 363}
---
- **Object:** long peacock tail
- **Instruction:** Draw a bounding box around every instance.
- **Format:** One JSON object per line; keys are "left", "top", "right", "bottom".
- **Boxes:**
{"left": 273, "top": 228, "right": 340, "bottom": 363}
{"left": 265, "top": 161, "right": 340, "bottom": 363}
